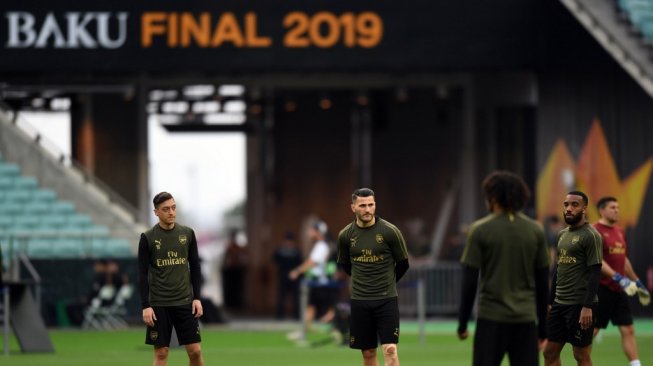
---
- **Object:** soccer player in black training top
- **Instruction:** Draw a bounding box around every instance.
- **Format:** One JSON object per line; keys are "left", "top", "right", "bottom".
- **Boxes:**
{"left": 337, "top": 188, "right": 410, "bottom": 366}
{"left": 543, "top": 191, "right": 602, "bottom": 366}
{"left": 138, "top": 192, "right": 204, "bottom": 366}
{"left": 458, "top": 171, "right": 550, "bottom": 366}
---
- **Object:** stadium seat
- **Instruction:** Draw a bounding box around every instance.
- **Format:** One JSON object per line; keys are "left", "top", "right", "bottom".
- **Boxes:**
{"left": 52, "top": 239, "right": 86, "bottom": 258}
{"left": 40, "top": 215, "right": 67, "bottom": 229}
{"left": 82, "top": 283, "right": 133, "bottom": 330}
{"left": 0, "top": 177, "right": 14, "bottom": 190}
{"left": 50, "top": 201, "right": 76, "bottom": 215}
{"left": 25, "top": 238, "right": 55, "bottom": 258}
{"left": 84, "top": 225, "right": 110, "bottom": 236}
{"left": 4, "top": 189, "right": 32, "bottom": 203}
{"left": 31, "top": 189, "right": 57, "bottom": 203}
{"left": 23, "top": 202, "right": 51, "bottom": 216}
{"left": 14, "top": 216, "right": 41, "bottom": 230}
{"left": 66, "top": 214, "right": 93, "bottom": 228}
{"left": 3, "top": 202, "right": 24, "bottom": 216}
{"left": 0, "top": 216, "right": 14, "bottom": 230}
{"left": 13, "top": 176, "right": 38, "bottom": 190}
{"left": 0, "top": 163, "right": 20, "bottom": 176}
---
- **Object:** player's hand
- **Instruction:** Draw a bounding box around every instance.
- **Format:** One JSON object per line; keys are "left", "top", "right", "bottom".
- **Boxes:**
{"left": 612, "top": 273, "right": 638, "bottom": 296}
{"left": 289, "top": 269, "right": 299, "bottom": 281}
{"left": 457, "top": 325, "right": 468, "bottom": 340}
{"left": 538, "top": 338, "right": 548, "bottom": 351}
{"left": 143, "top": 307, "right": 156, "bottom": 327}
{"left": 578, "top": 306, "right": 593, "bottom": 330}
{"left": 636, "top": 280, "right": 651, "bottom": 306}
{"left": 192, "top": 299, "right": 204, "bottom": 318}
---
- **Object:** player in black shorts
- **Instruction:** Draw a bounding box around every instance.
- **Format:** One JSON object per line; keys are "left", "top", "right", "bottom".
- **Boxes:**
{"left": 543, "top": 191, "right": 602, "bottom": 366}
{"left": 138, "top": 192, "right": 204, "bottom": 366}
{"left": 337, "top": 188, "right": 409, "bottom": 366}
{"left": 458, "top": 171, "right": 550, "bottom": 366}
{"left": 592, "top": 196, "right": 649, "bottom": 366}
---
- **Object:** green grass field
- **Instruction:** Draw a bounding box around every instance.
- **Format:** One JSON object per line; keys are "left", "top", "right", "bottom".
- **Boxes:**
{"left": 2, "top": 320, "right": 652, "bottom": 365}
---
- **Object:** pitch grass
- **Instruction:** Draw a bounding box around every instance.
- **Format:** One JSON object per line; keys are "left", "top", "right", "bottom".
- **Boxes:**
{"left": 1, "top": 320, "right": 652, "bottom": 365}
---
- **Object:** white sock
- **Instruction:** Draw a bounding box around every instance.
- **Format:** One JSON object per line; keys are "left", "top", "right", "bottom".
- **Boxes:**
{"left": 629, "top": 360, "right": 641, "bottom": 366}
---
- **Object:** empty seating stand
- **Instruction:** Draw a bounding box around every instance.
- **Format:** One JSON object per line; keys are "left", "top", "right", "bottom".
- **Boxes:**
{"left": 618, "top": 0, "right": 653, "bottom": 43}
{"left": 0, "top": 158, "right": 134, "bottom": 260}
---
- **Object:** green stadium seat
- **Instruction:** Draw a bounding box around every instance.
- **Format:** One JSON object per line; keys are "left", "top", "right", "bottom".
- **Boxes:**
{"left": 4, "top": 202, "right": 24, "bottom": 215}
{"left": 0, "top": 163, "right": 20, "bottom": 176}
{"left": 13, "top": 176, "right": 38, "bottom": 190}
{"left": 84, "top": 225, "right": 110, "bottom": 236}
{"left": 14, "top": 216, "right": 41, "bottom": 229}
{"left": 53, "top": 238, "right": 86, "bottom": 258}
{"left": 31, "top": 189, "right": 57, "bottom": 203}
{"left": 66, "top": 214, "right": 93, "bottom": 228}
{"left": 41, "top": 215, "right": 67, "bottom": 229}
{"left": 106, "top": 238, "right": 134, "bottom": 257}
{"left": 51, "top": 201, "right": 76, "bottom": 215}
{"left": 0, "top": 216, "right": 14, "bottom": 229}
{"left": 91, "top": 237, "right": 133, "bottom": 258}
{"left": 0, "top": 177, "right": 14, "bottom": 189}
{"left": 4, "top": 189, "right": 32, "bottom": 203}
{"left": 26, "top": 238, "right": 55, "bottom": 258}
{"left": 23, "top": 202, "right": 51, "bottom": 215}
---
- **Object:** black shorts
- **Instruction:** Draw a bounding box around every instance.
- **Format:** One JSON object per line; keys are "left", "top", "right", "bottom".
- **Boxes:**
{"left": 309, "top": 287, "right": 338, "bottom": 318}
{"left": 145, "top": 304, "right": 201, "bottom": 347}
{"left": 349, "top": 297, "right": 399, "bottom": 350}
{"left": 472, "top": 318, "right": 538, "bottom": 366}
{"left": 595, "top": 285, "right": 633, "bottom": 328}
{"left": 547, "top": 303, "right": 595, "bottom": 347}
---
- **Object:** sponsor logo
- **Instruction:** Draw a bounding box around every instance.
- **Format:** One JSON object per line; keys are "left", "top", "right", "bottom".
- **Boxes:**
{"left": 350, "top": 235, "right": 357, "bottom": 248}
{"left": 154, "top": 239, "right": 162, "bottom": 250}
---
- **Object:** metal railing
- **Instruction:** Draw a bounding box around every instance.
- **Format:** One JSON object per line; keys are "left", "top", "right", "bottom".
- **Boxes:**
{"left": 397, "top": 261, "right": 462, "bottom": 316}
{"left": 294, "top": 262, "right": 462, "bottom": 344}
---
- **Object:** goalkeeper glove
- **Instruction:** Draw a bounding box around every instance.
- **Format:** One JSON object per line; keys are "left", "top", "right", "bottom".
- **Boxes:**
{"left": 612, "top": 273, "right": 638, "bottom": 296}
{"left": 635, "top": 279, "right": 650, "bottom": 306}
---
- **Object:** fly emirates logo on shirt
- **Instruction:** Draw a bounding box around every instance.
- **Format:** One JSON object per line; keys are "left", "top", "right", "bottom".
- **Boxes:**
{"left": 353, "top": 248, "right": 384, "bottom": 263}
{"left": 557, "top": 248, "right": 577, "bottom": 265}
{"left": 157, "top": 250, "right": 187, "bottom": 267}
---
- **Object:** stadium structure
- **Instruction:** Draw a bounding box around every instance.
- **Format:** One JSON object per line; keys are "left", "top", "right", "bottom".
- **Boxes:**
{"left": 0, "top": 0, "right": 652, "bottom": 335}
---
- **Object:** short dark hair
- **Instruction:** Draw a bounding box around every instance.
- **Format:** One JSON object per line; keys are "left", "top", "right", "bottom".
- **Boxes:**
{"left": 153, "top": 191, "right": 174, "bottom": 209}
{"left": 596, "top": 196, "right": 617, "bottom": 211}
{"left": 567, "top": 190, "right": 589, "bottom": 206}
{"left": 352, "top": 187, "right": 375, "bottom": 202}
{"left": 482, "top": 171, "right": 531, "bottom": 212}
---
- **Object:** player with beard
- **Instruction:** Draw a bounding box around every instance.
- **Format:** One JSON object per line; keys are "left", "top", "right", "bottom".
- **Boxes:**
{"left": 543, "top": 191, "right": 602, "bottom": 366}
{"left": 337, "top": 188, "right": 409, "bottom": 366}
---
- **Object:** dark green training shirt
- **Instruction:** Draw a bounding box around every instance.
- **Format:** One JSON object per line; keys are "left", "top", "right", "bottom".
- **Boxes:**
{"left": 138, "top": 224, "right": 202, "bottom": 308}
{"left": 554, "top": 223, "right": 603, "bottom": 305}
{"left": 337, "top": 217, "right": 409, "bottom": 300}
{"left": 460, "top": 212, "right": 550, "bottom": 322}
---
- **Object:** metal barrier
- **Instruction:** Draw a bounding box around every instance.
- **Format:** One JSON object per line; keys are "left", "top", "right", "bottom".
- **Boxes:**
{"left": 295, "top": 262, "right": 462, "bottom": 344}
{"left": 398, "top": 261, "right": 462, "bottom": 317}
